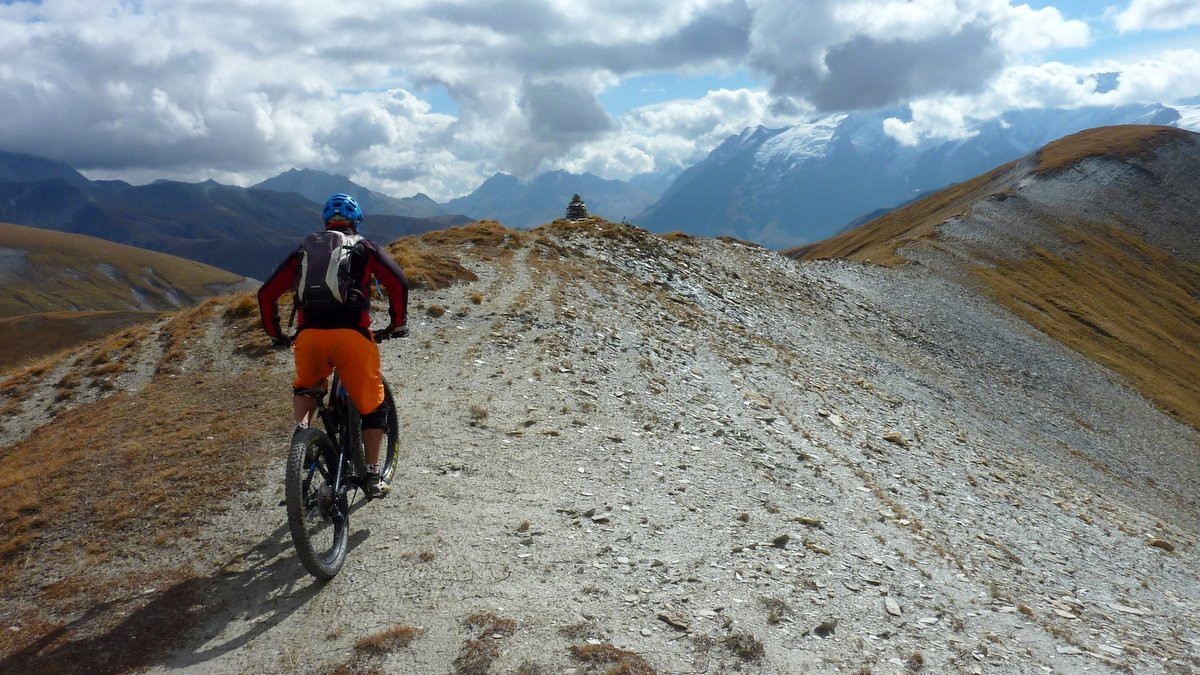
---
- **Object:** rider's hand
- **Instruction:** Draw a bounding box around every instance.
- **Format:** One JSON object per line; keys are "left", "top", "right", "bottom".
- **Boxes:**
{"left": 270, "top": 335, "right": 292, "bottom": 349}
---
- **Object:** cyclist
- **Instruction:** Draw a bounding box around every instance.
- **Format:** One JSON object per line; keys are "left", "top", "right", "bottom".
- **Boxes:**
{"left": 257, "top": 193, "right": 409, "bottom": 499}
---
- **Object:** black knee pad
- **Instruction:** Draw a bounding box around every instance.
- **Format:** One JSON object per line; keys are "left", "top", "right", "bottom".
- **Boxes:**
{"left": 361, "top": 403, "right": 388, "bottom": 430}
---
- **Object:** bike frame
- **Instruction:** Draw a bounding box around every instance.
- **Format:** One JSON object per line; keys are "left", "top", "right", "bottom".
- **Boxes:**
{"left": 304, "top": 375, "right": 359, "bottom": 508}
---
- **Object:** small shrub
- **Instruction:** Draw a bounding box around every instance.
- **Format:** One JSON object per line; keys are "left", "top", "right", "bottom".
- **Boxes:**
{"left": 453, "top": 639, "right": 498, "bottom": 675}
{"left": 455, "top": 612, "right": 517, "bottom": 675}
{"left": 760, "top": 597, "right": 790, "bottom": 625}
{"left": 569, "top": 643, "right": 656, "bottom": 674}
{"left": 354, "top": 625, "right": 421, "bottom": 656}
{"left": 427, "top": 305, "right": 447, "bottom": 318}
{"left": 465, "top": 612, "right": 516, "bottom": 637}
{"left": 723, "top": 633, "right": 764, "bottom": 661}
{"left": 470, "top": 293, "right": 483, "bottom": 305}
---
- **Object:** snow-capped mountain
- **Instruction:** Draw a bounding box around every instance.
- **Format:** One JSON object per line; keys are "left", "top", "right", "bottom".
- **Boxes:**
{"left": 635, "top": 103, "right": 1198, "bottom": 248}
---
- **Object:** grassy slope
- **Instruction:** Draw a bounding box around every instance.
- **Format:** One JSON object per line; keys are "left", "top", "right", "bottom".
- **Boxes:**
{"left": 0, "top": 297, "right": 291, "bottom": 669}
{"left": 0, "top": 221, "right": 249, "bottom": 373}
{"left": 0, "top": 310, "right": 160, "bottom": 373}
{"left": 796, "top": 125, "right": 1200, "bottom": 430}
{"left": 784, "top": 160, "right": 1020, "bottom": 264}
{"left": 0, "top": 221, "right": 245, "bottom": 318}
{"left": 0, "top": 226, "right": 510, "bottom": 669}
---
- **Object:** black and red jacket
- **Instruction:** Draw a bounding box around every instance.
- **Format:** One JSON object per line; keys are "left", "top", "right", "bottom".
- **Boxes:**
{"left": 257, "top": 230, "right": 409, "bottom": 340}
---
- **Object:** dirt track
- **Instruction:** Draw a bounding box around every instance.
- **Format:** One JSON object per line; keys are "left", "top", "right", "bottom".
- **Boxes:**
{"left": 131, "top": 225, "right": 1200, "bottom": 673}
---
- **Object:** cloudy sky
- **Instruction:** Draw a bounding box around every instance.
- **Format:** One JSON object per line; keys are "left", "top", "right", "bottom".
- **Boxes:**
{"left": 1, "top": 0, "right": 1198, "bottom": 199}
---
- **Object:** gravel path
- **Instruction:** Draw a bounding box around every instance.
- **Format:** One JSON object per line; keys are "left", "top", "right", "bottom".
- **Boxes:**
{"left": 148, "top": 225, "right": 1199, "bottom": 674}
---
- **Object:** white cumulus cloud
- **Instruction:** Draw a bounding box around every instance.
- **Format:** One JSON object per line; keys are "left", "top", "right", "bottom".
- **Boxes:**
{"left": 1115, "top": 0, "right": 1200, "bottom": 32}
{"left": 883, "top": 48, "right": 1200, "bottom": 145}
{"left": 745, "top": 0, "right": 1089, "bottom": 111}
{"left": 1, "top": 0, "right": 1186, "bottom": 201}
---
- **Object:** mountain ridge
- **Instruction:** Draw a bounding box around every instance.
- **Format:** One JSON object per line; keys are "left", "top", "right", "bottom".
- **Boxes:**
{"left": 798, "top": 124, "right": 1200, "bottom": 430}
{"left": 252, "top": 168, "right": 451, "bottom": 219}
{"left": 635, "top": 102, "right": 1200, "bottom": 247}
{"left": 0, "top": 154, "right": 465, "bottom": 278}
{"left": 2, "top": 217, "right": 1197, "bottom": 672}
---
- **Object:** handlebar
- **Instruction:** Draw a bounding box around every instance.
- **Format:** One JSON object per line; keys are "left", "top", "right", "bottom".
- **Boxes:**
{"left": 272, "top": 325, "right": 409, "bottom": 349}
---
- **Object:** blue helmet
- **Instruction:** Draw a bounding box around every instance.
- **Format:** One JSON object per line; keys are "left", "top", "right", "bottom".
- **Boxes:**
{"left": 323, "top": 193, "right": 363, "bottom": 228}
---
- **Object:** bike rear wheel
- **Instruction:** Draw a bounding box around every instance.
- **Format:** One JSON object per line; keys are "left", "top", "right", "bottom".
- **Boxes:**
{"left": 285, "top": 427, "right": 349, "bottom": 580}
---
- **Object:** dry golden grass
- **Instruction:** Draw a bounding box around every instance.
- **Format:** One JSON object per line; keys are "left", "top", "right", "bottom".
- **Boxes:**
{"left": 386, "top": 220, "right": 527, "bottom": 290}
{"left": 0, "top": 369, "right": 286, "bottom": 572}
{"left": 1034, "top": 125, "right": 1191, "bottom": 175}
{"left": 387, "top": 239, "right": 479, "bottom": 289}
{"left": 535, "top": 216, "right": 647, "bottom": 245}
{"left": 0, "top": 324, "right": 289, "bottom": 666}
{"left": 658, "top": 231, "right": 693, "bottom": 243}
{"left": 569, "top": 643, "right": 657, "bottom": 674}
{"left": 972, "top": 222, "right": 1200, "bottom": 430}
{"left": 354, "top": 625, "right": 421, "bottom": 656}
{"left": 0, "top": 221, "right": 243, "bottom": 319}
{"left": 0, "top": 353, "right": 59, "bottom": 397}
{"left": 797, "top": 125, "right": 1200, "bottom": 431}
{"left": 0, "top": 293, "right": 292, "bottom": 669}
{"left": 419, "top": 219, "right": 522, "bottom": 249}
{"left": 454, "top": 612, "right": 517, "bottom": 675}
{"left": 0, "top": 310, "right": 160, "bottom": 374}
{"left": 156, "top": 299, "right": 222, "bottom": 373}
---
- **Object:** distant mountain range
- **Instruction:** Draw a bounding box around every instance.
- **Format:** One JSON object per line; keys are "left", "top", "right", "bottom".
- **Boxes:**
{"left": 0, "top": 153, "right": 468, "bottom": 278}
{"left": 634, "top": 102, "right": 1200, "bottom": 248}
{"left": 4, "top": 101, "right": 1198, "bottom": 274}
{"left": 443, "top": 170, "right": 658, "bottom": 228}
{"left": 252, "top": 168, "right": 450, "bottom": 219}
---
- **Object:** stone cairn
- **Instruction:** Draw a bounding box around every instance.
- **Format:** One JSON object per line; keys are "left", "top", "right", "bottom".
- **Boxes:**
{"left": 565, "top": 193, "right": 588, "bottom": 220}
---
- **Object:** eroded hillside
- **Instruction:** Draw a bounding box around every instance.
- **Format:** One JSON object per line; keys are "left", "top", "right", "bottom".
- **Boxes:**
{"left": 796, "top": 125, "right": 1200, "bottom": 432}
{"left": 1, "top": 220, "right": 1198, "bottom": 674}
{"left": 0, "top": 221, "right": 255, "bottom": 372}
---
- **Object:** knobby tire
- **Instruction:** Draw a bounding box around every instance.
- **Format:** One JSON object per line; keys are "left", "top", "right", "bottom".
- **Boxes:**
{"left": 285, "top": 427, "right": 349, "bottom": 580}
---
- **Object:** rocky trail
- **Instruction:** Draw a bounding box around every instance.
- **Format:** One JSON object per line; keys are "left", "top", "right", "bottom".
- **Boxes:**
{"left": 3, "top": 220, "right": 1198, "bottom": 674}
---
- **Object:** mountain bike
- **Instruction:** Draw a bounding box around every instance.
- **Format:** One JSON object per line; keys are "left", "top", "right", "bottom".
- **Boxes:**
{"left": 284, "top": 330, "right": 401, "bottom": 580}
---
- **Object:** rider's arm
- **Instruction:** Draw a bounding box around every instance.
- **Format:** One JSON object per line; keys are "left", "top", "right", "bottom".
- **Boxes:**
{"left": 257, "top": 251, "right": 301, "bottom": 339}
{"left": 364, "top": 241, "right": 410, "bottom": 329}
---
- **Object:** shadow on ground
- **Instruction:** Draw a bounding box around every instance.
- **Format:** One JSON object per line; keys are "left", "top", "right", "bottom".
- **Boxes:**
{"left": 1, "top": 521, "right": 369, "bottom": 674}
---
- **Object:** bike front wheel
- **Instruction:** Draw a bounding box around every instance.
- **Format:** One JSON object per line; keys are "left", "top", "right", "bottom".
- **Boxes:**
{"left": 285, "top": 427, "right": 349, "bottom": 580}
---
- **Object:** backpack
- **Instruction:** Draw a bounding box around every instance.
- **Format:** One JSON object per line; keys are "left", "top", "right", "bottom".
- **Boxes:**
{"left": 294, "top": 229, "right": 365, "bottom": 314}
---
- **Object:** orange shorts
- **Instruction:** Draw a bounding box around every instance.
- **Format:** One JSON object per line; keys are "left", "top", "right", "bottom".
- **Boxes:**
{"left": 292, "top": 328, "right": 384, "bottom": 415}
